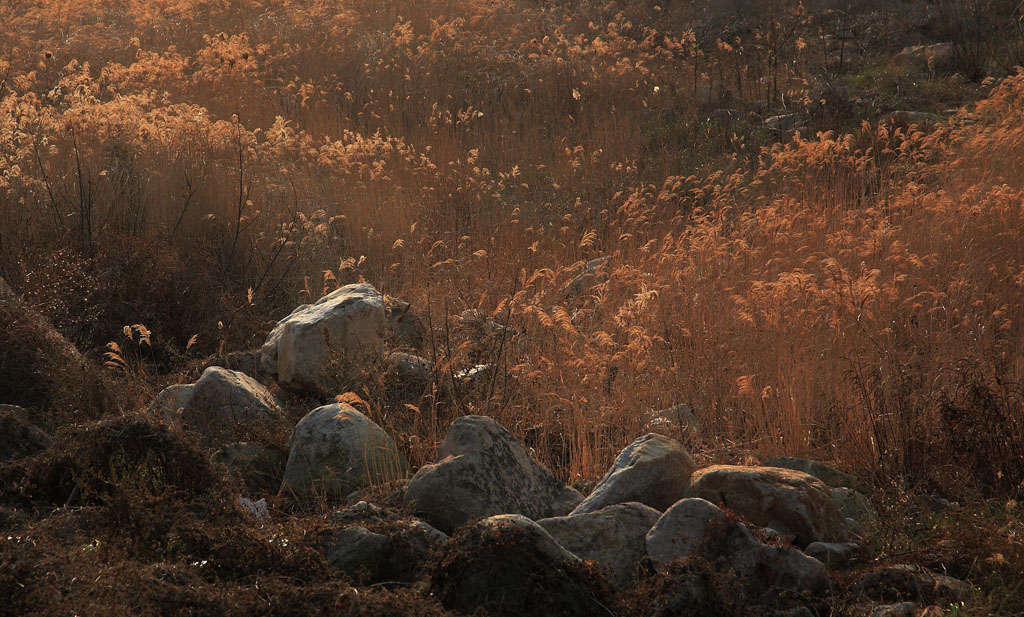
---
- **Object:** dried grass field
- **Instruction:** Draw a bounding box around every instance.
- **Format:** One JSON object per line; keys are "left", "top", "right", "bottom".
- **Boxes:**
{"left": 2, "top": 1, "right": 1024, "bottom": 615}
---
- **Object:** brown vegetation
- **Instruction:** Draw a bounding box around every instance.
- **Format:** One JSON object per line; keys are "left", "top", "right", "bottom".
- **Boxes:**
{"left": 2, "top": 0, "right": 1024, "bottom": 615}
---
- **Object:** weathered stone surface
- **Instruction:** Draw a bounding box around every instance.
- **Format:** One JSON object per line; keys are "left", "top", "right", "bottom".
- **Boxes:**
{"left": 645, "top": 403, "right": 699, "bottom": 434}
{"left": 0, "top": 405, "right": 50, "bottom": 461}
{"left": 763, "top": 456, "right": 856, "bottom": 488}
{"left": 867, "top": 603, "right": 922, "bottom": 617}
{"left": 641, "top": 558, "right": 748, "bottom": 617}
{"left": 851, "top": 564, "right": 972, "bottom": 604}
{"left": 646, "top": 497, "right": 762, "bottom": 573}
{"left": 430, "top": 514, "right": 615, "bottom": 617}
{"left": 213, "top": 442, "right": 285, "bottom": 493}
{"left": 896, "top": 42, "right": 953, "bottom": 65}
{"left": 687, "top": 465, "right": 848, "bottom": 548}
{"left": 832, "top": 487, "right": 878, "bottom": 525}
{"left": 260, "top": 283, "right": 385, "bottom": 393}
{"left": 805, "top": 541, "right": 859, "bottom": 570}
{"left": 764, "top": 113, "right": 808, "bottom": 135}
{"left": 387, "top": 352, "right": 432, "bottom": 385}
{"left": 238, "top": 496, "right": 269, "bottom": 519}
{"left": 146, "top": 384, "right": 194, "bottom": 425}
{"left": 385, "top": 297, "right": 427, "bottom": 350}
{"left": 280, "top": 404, "right": 408, "bottom": 501}
{"left": 181, "top": 367, "right": 284, "bottom": 443}
{"left": 882, "top": 110, "right": 941, "bottom": 127}
{"left": 539, "top": 502, "right": 661, "bottom": 588}
{"left": 646, "top": 498, "right": 829, "bottom": 599}
{"left": 572, "top": 433, "right": 696, "bottom": 515}
{"left": 224, "top": 351, "right": 261, "bottom": 378}
{"left": 404, "top": 415, "right": 583, "bottom": 533}
{"left": 453, "top": 363, "right": 494, "bottom": 391}
{"left": 325, "top": 525, "right": 392, "bottom": 580}
{"left": 560, "top": 256, "right": 610, "bottom": 300}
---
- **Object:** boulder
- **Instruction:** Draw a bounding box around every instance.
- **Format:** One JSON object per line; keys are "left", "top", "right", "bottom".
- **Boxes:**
{"left": 0, "top": 405, "right": 51, "bottom": 461}
{"left": 387, "top": 352, "right": 432, "bottom": 386}
{"left": 882, "top": 111, "right": 941, "bottom": 128}
{"left": 687, "top": 465, "right": 848, "bottom": 548}
{"left": 280, "top": 404, "right": 408, "bottom": 501}
{"left": 324, "top": 512, "right": 448, "bottom": 584}
{"left": 646, "top": 497, "right": 762, "bottom": 573}
{"left": 866, "top": 603, "right": 923, "bottom": 617}
{"left": 403, "top": 415, "right": 583, "bottom": 533}
{"left": 181, "top": 367, "right": 284, "bottom": 443}
{"left": 646, "top": 498, "right": 829, "bottom": 600}
{"left": 638, "top": 557, "right": 746, "bottom": 617}
{"left": 238, "top": 496, "right": 269, "bottom": 519}
{"left": 572, "top": 433, "right": 696, "bottom": 515}
{"left": 259, "top": 283, "right": 385, "bottom": 393}
{"left": 453, "top": 363, "right": 495, "bottom": 394}
{"left": 224, "top": 351, "right": 261, "bottom": 378}
{"left": 763, "top": 456, "right": 856, "bottom": 488}
{"left": 539, "top": 502, "right": 661, "bottom": 588}
{"left": 560, "top": 256, "right": 610, "bottom": 300}
{"left": 805, "top": 541, "right": 859, "bottom": 570}
{"left": 145, "top": 384, "right": 194, "bottom": 425}
{"left": 851, "top": 564, "right": 972, "bottom": 604}
{"left": 385, "top": 297, "right": 427, "bottom": 350}
{"left": 644, "top": 403, "right": 699, "bottom": 436}
{"left": 325, "top": 525, "right": 392, "bottom": 581}
{"left": 896, "top": 42, "right": 953, "bottom": 65}
{"left": 764, "top": 113, "right": 808, "bottom": 136}
{"left": 430, "top": 514, "right": 616, "bottom": 617}
{"left": 831, "top": 487, "right": 878, "bottom": 525}
{"left": 213, "top": 442, "right": 285, "bottom": 493}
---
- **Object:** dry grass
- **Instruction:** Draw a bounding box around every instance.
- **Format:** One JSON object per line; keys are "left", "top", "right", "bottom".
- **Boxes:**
{"left": 1, "top": 0, "right": 1023, "bottom": 514}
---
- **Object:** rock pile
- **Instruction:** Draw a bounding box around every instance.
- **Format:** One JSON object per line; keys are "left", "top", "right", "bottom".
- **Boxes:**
{"left": 124, "top": 286, "right": 971, "bottom": 616}
{"left": 260, "top": 283, "right": 386, "bottom": 394}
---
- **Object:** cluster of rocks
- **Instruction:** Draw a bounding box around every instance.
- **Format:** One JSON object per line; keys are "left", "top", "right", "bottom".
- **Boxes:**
{"left": 128, "top": 283, "right": 971, "bottom": 616}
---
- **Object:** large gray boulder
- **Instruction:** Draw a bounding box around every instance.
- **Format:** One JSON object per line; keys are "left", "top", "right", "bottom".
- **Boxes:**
{"left": 572, "top": 433, "right": 696, "bottom": 515}
{"left": 146, "top": 384, "right": 194, "bottom": 426}
{"left": 430, "top": 514, "right": 615, "bottom": 617}
{"left": 539, "top": 502, "right": 661, "bottom": 588}
{"left": 280, "top": 404, "right": 408, "bottom": 501}
{"left": 646, "top": 498, "right": 829, "bottom": 600}
{"left": 687, "top": 465, "right": 849, "bottom": 548}
{"left": 181, "top": 367, "right": 284, "bottom": 443}
{"left": 763, "top": 456, "right": 856, "bottom": 488}
{"left": 260, "top": 283, "right": 385, "bottom": 393}
{"left": 404, "top": 415, "right": 583, "bottom": 533}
